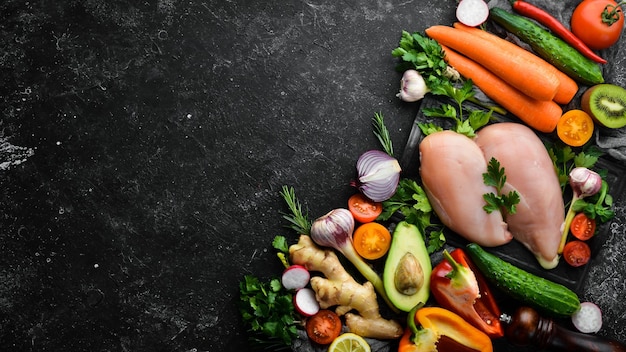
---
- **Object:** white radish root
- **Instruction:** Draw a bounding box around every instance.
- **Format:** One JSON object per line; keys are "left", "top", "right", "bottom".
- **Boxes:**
{"left": 456, "top": 0, "right": 489, "bottom": 27}
{"left": 282, "top": 264, "right": 310, "bottom": 291}
{"left": 293, "top": 288, "right": 320, "bottom": 317}
{"left": 572, "top": 301, "right": 603, "bottom": 334}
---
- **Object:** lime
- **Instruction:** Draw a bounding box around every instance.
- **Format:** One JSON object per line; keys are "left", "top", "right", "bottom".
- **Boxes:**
{"left": 327, "top": 333, "right": 371, "bottom": 352}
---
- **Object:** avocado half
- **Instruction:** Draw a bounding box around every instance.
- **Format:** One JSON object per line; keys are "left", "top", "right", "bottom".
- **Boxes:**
{"left": 383, "top": 221, "right": 432, "bottom": 312}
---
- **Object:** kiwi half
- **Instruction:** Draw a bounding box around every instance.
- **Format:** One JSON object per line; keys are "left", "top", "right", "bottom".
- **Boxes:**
{"left": 581, "top": 84, "right": 626, "bottom": 129}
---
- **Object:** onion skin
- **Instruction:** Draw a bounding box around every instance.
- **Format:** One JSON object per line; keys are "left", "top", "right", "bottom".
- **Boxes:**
{"left": 356, "top": 150, "right": 401, "bottom": 202}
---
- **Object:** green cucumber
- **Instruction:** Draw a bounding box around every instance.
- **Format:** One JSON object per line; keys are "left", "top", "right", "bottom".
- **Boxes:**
{"left": 490, "top": 7, "right": 604, "bottom": 86}
{"left": 466, "top": 243, "right": 580, "bottom": 317}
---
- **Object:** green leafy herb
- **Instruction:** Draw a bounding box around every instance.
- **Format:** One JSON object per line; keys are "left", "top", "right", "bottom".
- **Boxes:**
{"left": 420, "top": 80, "right": 492, "bottom": 137}
{"left": 418, "top": 122, "right": 444, "bottom": 136}
{"left": 427, "top": 229, "right": 446, "bottom": 254}
{"left": 573, "top": 180, "right": 615, "bottom": 223}
{"left": 391, "top": 30, "right": 450, "bottom": 91}
{"left": 379, "top": 178, "right": 445, "bottom": 253}
{"left": 273, "top": 235, "right": 290, "bottom": 268}
{"left": 482, "top": 157, "right": 520, "bottom": 215}
{"left": 392, "top": 30, "right": 503, "bottom": 136}
{"left": 239, "top": 275, "right": 298, "bottom": 349}
{"left": 280, "top": 185, "right": 311, "bottom": 235}
{"left": 546, "top": 143, "right": 603, "bottom": 188}
{"left": 373, "top": 112, "right": 394, "bottom": 156}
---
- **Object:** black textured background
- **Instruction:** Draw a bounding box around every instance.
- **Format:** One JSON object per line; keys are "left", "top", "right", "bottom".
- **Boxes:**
{"left": 1, "top": 1, "right": 624, "bottom": 351}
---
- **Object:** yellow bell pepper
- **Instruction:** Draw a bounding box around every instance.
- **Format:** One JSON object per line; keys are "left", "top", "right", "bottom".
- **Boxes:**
{"left": 398, "top": 306, "right": 493, "bottom": 352}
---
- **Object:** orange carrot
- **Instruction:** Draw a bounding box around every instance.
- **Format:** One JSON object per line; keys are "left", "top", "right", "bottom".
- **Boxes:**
{"left": 440, "top": 44, "right": 562, "bottom": 133}
{"left": 452, "top": 22, "right": 579, "bottom": 105}
{"left": 425, "top": 25, "right": 560, "bottom": 102}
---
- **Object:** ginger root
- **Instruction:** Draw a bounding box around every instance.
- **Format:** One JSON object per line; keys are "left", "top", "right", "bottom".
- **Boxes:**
{"left": 289, "top": 234, "right": 403, "bottom": 339}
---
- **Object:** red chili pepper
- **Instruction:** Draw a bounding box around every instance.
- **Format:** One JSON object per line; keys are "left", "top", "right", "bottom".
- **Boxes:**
{"left": 511, "top": 0, "right": 608, "bottom": 64}
{"left": 430, "top": 248, "right": 504, "bottom": 338}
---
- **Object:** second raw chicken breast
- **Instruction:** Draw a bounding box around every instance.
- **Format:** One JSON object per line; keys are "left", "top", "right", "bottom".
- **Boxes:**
{"left": 475, "top": 123, "right": 565, "bottom": 269}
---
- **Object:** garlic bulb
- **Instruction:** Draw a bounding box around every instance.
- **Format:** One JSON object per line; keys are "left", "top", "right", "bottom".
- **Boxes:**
{"left": 396, "top": 69, "right": 429, "bottom": 102}
{"left": 569, "top": 167, "right": 602, "bottom": 198}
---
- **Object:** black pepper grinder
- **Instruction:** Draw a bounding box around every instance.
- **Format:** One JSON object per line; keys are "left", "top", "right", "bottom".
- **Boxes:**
{"left": 501, "top": 306, "right": 626, "bottom": 352}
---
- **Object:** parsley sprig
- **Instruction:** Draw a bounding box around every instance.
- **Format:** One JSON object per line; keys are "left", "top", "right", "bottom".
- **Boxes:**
{"left": 573, "top": 180, "right": 615, "bottom": 223}
{"left": 379, "top": 179, "right": 445, "bottom": 253}
{"left": 482, "top": 157, "right": 520, "bottom": 215}
{"left": 546, "top": 143, "right": 603, "bottom": 188}
{"left": 239, "top": 274, "right": 298, "bottom": 349}
{"left": 419, "top": 80, "right": 493, "bottom": 138}
{"left": 392, "top": 30, "right": 450, "bottom": 90}
{"left": 239, "top": 235, "right": 299, "bottom": 349}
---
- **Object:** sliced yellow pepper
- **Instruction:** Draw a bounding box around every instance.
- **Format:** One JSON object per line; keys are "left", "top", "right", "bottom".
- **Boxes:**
{"left": 398, "top": 306, "right": 493, "bottom": 352}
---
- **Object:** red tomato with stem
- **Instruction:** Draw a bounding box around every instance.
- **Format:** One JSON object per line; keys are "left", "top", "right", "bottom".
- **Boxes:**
{"left": 571, "top": 0, "right": 625, "bottom": 50}
{"left": 570, "top": 212, "right": 597, "bottom": 241}
{"left": 563, "top": 240, "right": 592, "bottom": 267}
{"left": 348, "top": 193, "right": 383, "bottom": 223}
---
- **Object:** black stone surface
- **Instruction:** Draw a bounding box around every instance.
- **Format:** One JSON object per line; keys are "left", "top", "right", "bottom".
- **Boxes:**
{"left": 1, "top": 1, "right": 624, "bottom": 352}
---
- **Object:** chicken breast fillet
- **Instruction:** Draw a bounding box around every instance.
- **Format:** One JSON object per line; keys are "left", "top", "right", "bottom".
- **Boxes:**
{"left": 475, "top": 123, "right": 565, "bottom": 269}
{"left": 419, "top": 130, "right": 513, "bottom": 247}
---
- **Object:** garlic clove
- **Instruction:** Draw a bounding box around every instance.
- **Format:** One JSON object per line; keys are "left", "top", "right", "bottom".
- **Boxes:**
{"left": 397, "top": 69, "right": 429, "bottom": 102}
{"left": 569, "top": 167, "right": 602, "bottom": 198}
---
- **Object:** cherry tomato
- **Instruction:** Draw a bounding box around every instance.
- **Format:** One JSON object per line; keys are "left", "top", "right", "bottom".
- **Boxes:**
{"left": 556, "top": 109, "right": 594, "bottom": 147}
{"left": 352, "top": 222, "right": 391, "bottom": 260}
{"left": 571, "top": 0, "right": 625, "bottom": 50}
{"left": 348, "top": 193, "right": 383, "bottom": 223}
{"left": 570, "top": 212, "right": 597, "bottom": 241}
{"left": 305, "top": 309, "right": 342, "bottom": 345}
{"left": 563, "top": 240, "right": 591, "bottom": 267}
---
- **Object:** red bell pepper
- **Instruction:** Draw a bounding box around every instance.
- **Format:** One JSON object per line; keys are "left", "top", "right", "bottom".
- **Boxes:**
{"left": 430, "top": 248, "right": 504, "bottom": 338}
{"left": 398, "top": 305, "right": 493, "bottom": 352}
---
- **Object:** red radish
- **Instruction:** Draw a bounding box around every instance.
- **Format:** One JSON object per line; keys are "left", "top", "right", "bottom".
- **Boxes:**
{"left": 571, "top": 301, "right": 603, "bottom": 333}
{"left": 456, "top": 0, "right": 489, "bottom": 27}
{"left": 281, "top": 265, "right": 310, "bottom": 290}
{"left": 293, "top": 288, "right": 320, "bottom": 317}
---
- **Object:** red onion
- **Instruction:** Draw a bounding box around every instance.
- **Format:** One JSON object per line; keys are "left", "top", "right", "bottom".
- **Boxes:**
{"left": 355, "top": 150, "right": 401, "bottom": 202}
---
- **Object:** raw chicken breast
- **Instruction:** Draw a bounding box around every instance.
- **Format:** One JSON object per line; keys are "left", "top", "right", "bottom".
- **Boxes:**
{"left": 419, "top": 131, "right": 513, "bottom": 247}
{"left": 475, "top": 123, "right": 564, "bottom": 269}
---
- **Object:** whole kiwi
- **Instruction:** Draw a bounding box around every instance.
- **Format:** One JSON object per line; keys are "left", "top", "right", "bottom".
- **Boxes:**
{"left": 581, "top": 84, "right": 626, "bottom": 129}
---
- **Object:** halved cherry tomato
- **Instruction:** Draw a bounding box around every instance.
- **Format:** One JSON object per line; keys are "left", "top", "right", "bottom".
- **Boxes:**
{"left": 571, "top": 0, "right": 625, "bottom": 50}
{"left": 348, "top": 193, "right": 383, "bottom": 223}
{"left": 352, "top": 222, "right": 391, "bottom": 260}
{"left": 570, "top": 212, "right": 597, "bottom": 241}
{"left": 563, "top": 240, "right": 591, "bottom": 267}
{"left": 556, "top": 110, "right": 594, "bottom": 147}
{"left": 305, "top": 309, "right": 342, "bottom": 345}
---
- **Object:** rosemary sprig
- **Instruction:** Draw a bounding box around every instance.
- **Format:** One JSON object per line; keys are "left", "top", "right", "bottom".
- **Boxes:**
{"left": 280, "top": 185, "right": 311, "bottom": 235}
{"left": 373, "top": 112, "right": 394, "bottom": 156}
